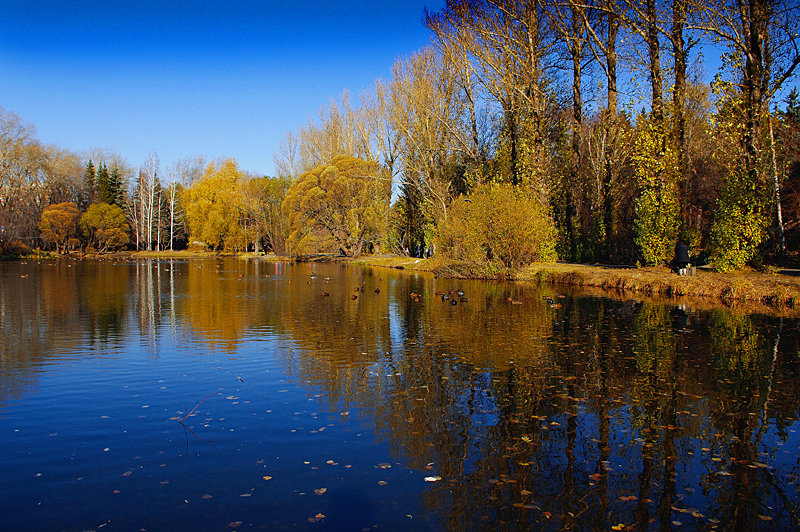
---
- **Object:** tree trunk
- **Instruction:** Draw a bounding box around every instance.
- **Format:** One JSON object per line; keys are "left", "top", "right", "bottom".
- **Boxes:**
{"left": 768, "top": 115, "right": 786, "bottom": 263}
{"left": 672, "top": 0, "right": 687, "bottom": 180}
{"left": 607, "top": 6, "right": 618, "bottom": 115}
{"left": 647, "top": 0, "right": 664, "bottom": 124}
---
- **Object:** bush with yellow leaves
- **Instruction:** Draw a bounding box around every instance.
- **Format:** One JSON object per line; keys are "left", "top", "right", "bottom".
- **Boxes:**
{"left": 435, "top": 184, "right": 557, "bottom": 271}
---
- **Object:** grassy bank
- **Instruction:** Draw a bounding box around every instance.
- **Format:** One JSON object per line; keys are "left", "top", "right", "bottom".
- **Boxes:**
{"left": 354, "top": 256, "right": 800, "bottom": 311}
{"left": 519, "top": 262, "right": 800, "bottom": 309}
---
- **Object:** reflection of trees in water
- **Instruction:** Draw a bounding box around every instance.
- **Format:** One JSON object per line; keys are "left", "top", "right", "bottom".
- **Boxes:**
{"left": 3, "top": 260, "right": 800, "bottom": 528}
{"left": 82, "top": 260, "right": 129, "bottom": 344}
{"left": 0, "top": 259, "right": 129, "bottom": 402}
{"left": 277, "top": 284, "right": 800, "bottom": 530}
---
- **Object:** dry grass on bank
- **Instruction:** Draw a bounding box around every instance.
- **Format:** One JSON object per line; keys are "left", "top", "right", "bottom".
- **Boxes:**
{"left": 357, "top": 255, "right": 800, "bottom": 312}
{"left": 518, "top": 262, "right": 800, "bottom": 307}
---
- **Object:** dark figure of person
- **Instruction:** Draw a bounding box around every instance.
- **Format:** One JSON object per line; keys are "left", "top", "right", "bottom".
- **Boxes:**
{"left": 673, "top": 240, "right": 690, "bottom": 272}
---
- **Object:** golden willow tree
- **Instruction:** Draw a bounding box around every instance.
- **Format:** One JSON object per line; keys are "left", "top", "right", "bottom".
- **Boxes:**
{"left": 281, "top": 155, "right": 390, "bottom": 257}
{"left": 183, "top": 159, "right": 253, "bottom": 252}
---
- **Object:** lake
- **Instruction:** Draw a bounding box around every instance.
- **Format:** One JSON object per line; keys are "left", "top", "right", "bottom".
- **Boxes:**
{"left": 1, "top": 258, "right": 798, "bottom": 531}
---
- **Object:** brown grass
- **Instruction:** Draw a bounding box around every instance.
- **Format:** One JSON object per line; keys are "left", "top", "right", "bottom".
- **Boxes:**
{"left": 359, "top": 256, "right": 800, "bottom": 313}
{"left": 518, "top": 262, "right": 800, "bottom": 310}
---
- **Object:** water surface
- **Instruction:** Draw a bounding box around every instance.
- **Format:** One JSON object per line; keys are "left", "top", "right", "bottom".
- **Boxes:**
{"left": 1, "top": 258, "right": 798, "bottom": 530}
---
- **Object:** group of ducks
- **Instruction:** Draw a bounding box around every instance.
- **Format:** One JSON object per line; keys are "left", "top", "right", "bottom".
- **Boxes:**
{"left": 407, "top": 288, "right": 469, "bottom": 305}
{"left": 312, "top": 273, "right": 563, "bottom": 309}
{"left": 438, "top": 289, "right": 469, "bottom": 305}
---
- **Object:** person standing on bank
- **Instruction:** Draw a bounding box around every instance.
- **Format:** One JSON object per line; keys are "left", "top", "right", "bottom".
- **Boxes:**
{"left": 674, "top": 240, "right": 690, "bottom": 273}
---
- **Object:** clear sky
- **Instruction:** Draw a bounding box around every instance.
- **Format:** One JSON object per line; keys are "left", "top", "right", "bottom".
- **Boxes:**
{"left": 0, "top": 0, "right": 442, "bottom": 176}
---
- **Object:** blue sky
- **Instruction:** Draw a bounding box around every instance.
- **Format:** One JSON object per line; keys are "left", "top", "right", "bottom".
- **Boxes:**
{"left": 0, "top": 1, "right": 442, "bottom": 176}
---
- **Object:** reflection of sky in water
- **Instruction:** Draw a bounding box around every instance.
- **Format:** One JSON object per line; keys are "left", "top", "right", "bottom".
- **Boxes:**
{"left": 1, "top": 258, "right": 799, "bottom": 530}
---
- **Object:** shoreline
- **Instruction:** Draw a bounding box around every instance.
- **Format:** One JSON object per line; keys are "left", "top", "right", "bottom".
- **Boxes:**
{"left": 15, "top": 250, "right": 800, "bottom": 314}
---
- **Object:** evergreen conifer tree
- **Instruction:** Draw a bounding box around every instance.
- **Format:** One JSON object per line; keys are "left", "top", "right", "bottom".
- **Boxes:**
{"left": 108, "top": 165, "right": 124, "bottom": 207}
{"left": 82, "top": 160, "right": 96, "bottom": 209}
{"left": 97, "top": 163, "right": 112, "bottom": 204}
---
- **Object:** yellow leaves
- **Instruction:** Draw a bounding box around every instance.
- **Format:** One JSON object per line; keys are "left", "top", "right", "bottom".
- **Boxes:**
{"left": 282, "top": 156, "right": 389, "bottom": 257}
{"left": 39, "top": 201, "right": 80, "bottom": 251}
{"left": 184, "top": 158, "right": 250, "bottom": 251}
{"left": 435, "top": 184, "right": 558, "bottom": 269}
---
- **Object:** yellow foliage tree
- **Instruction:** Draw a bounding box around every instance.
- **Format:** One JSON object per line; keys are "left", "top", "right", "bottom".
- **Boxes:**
{"left": 281, "top": 155, "right": 390, "bottom": 257}
{"left": 38, "top": 201, "right": 80, "bottom": 253}
{"left": 80, "top": 202, "right": 129, "bottom": 252}
{"left": 182, "top": 159, "right": 250, "bottom": 252}
{"left": 435, "top": 184, "right": 557, "bottom": 271}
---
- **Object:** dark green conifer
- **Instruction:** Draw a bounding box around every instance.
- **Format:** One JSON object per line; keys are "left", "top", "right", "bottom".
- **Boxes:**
{"left": 82, "top": 160, "right": 96, "bottom": 209}
{"left": 108, "top": 165, "right": 125, "bottom": 207}
{"left": 97, "top": 163, "right": 112, "bottom": 204}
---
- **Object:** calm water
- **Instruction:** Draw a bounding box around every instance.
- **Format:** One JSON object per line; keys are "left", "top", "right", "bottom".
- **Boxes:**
{"left": 1, "top": 258, "right": 799, "bottom": 531}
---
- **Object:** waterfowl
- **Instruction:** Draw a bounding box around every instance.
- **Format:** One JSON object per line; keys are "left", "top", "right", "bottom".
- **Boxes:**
{"left": 441, "top": 293, "right": 450, "bottom": 301}
{"left": 450, "top": 299, "right": 457, "bottom": 305}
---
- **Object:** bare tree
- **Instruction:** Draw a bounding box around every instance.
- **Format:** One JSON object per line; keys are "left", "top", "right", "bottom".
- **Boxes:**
{"left": 273, "top": 131, "right": 299, "bottom": 178}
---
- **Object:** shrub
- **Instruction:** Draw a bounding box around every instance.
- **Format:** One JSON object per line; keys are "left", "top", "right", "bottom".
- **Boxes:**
{"left": 435, "top": 184, "right": 557, "bottom": 271}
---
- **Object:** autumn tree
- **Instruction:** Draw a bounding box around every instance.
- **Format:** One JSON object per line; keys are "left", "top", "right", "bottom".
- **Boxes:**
{"left": 183, "top": 158, "right": 250, "bottom": 252}
{"left": 0, "top": 107, "right": 46, "bottom": 251}
{"left": 80, "top": 202, "right": 130, "bottom": 252}
{"left": 281, "top": 155, "right": 390, "bottom": 257}
{"left": 385, "top": 48, "right": 468, "bottom": 229}
{"left": 699, "top": 0, "right": 800, "bottom": 269}
{"left": 38, "top": 201, "right": 81, "bottom": 253}
{"left": 295, "top": 91, "right": 375, "bottom": 174}
{"left": 426, "top": 0, "right": 559, "bottom": 192}
{"left": 244, "top": 176, "right": 291, "bottom": 255}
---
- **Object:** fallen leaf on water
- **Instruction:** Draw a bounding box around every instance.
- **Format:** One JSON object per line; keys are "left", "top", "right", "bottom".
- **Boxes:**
{"left": 262, "top": 476, "right": 272, "bottom": 481}
{"left": 424, "top": 476, "right": 442, "bottom": 482}
{"left": 226, "top": 522, "right": 243, "bottom": 528}
{"left": 759, "top": 515, "right": 773, "bottom": 521}
{"left": 314, "top": 488, "right": 327, "bottom": 495}
{"left": 202, "top": 494, "right": 213, "bottom": 499}
{"left": 543, "top": 512, "right": 552, "bottom": 519}
{"left": 377, "top": 481, "right": 388, "bottom": 486}
{"left": 611, "top": 524, "right": 625, "bottom": 531}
